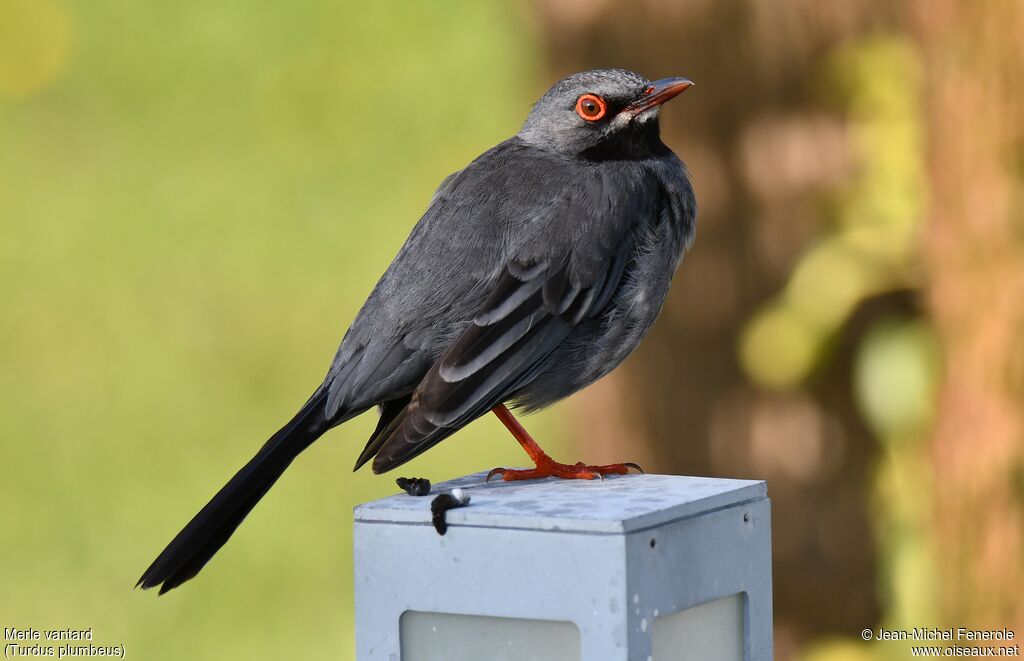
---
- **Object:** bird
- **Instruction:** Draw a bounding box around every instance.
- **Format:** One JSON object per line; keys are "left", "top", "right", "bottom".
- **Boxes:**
{"left": 138, "top": 68, "right": 696, "bottom": 594}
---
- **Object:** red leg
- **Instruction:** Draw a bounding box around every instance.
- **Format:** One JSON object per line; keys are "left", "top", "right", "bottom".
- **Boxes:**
{"left": 487, "top": 404, "right": 643, "bottom": 482}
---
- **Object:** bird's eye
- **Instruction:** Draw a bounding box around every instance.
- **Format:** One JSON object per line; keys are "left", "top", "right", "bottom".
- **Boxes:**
{"left": 575, "top": 94, "right": 607, "bottom": 121}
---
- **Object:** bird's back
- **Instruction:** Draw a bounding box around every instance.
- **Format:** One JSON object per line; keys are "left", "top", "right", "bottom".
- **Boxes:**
{"left": 321, "top": 138, "right": 584, "bottom": 418}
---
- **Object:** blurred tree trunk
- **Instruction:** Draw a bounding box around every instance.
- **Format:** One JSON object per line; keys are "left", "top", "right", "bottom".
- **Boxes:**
{"left": 532, "top": 1, "right": 899, "bottom": 656}
{"left": 911, "top": 0, "right": 1024, "bottom": 633}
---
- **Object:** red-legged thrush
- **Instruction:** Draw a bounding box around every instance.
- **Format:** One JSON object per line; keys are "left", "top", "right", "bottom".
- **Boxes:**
{"left": 139, "top": 69, "right": 695, "bottom": 593}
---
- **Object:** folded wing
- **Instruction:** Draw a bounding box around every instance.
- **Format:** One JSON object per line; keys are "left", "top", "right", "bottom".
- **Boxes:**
{"left": 363, "top": 169, "right": 648, "bottom": 473}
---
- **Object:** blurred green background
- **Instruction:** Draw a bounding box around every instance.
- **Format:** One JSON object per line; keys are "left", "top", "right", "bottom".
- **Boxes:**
{"left": 2, "top": 0, "right": 1022, "bottom": 660}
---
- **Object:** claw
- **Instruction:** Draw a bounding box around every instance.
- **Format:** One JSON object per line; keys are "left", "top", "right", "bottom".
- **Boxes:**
{"left": 489, "top": 404, "right": 640, "bottom": 483}
{"left": 485, "top": 461, "right": 636, "bottom": 482}
{"left": 623, "top": 462, "right": 645, "bottom": 474}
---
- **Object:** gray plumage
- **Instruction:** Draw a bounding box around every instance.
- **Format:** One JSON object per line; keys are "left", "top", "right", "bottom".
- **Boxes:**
{"left": 139, "top": 68, "right": 696, "bottom": 593}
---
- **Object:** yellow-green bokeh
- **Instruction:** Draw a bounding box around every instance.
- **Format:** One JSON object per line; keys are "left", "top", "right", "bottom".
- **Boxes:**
{"left": 740, "top": 37, "right": 925, "bottom": 393}
{"left": 0, "top": 0, "right": 73, "bottom": 97}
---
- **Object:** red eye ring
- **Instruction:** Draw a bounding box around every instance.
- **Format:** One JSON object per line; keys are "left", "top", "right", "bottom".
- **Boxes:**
{"left": 575, "top": 94, "right": 607, "bottom": 121}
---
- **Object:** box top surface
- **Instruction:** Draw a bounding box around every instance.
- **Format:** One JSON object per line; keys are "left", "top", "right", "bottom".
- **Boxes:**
{"left": 354, "top": 471, "right": 766, "bottom": 534}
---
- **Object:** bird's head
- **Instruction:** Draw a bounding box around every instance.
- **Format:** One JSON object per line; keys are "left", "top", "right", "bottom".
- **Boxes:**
{"left": 518, "top": 68, "right": 692, "bottom": 160}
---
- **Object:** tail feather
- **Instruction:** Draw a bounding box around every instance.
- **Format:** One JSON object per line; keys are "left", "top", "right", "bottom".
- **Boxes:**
{"left": 137, "top": 389, "right": 331, "bottom": 594}
{"left": 352, "top": 395, "right": 412, "bottom": 472}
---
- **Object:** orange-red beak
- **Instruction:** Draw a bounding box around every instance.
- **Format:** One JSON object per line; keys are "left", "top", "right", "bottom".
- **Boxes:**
{"left": 623, "top": 77, "right": 693, "bottom": 117}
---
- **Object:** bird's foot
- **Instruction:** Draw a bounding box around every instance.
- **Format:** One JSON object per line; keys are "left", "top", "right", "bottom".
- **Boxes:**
{"left": 486, "top": 459, "right": 643, "bottom": 482}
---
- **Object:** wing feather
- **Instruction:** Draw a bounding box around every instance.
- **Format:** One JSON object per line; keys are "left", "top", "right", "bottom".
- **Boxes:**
{"left": 339, "top": 158, "right": 658, "bottom": 473}
{"left": 371, "top": 242, "right": 632, "bottom": 473}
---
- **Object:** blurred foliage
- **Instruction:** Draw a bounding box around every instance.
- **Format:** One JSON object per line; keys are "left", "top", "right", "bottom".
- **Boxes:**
{"left": 855, "top": 319, "right": 938, "bottom": 445}
{"left": 0, "top": 0, "right": 559, "bottom": 658}
{"left": 741, "top": 37, "right": 926, "bottom": 391}
{"left": 742, "top": 36, "right": 943, "bottom": 661}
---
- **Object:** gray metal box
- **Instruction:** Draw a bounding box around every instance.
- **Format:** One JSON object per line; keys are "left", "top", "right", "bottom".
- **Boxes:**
{"left": 354, "top": 472, "right": 772, "bottom": 661}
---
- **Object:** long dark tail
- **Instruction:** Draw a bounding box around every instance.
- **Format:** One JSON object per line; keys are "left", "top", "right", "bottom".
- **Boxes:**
{"left": 137, "top": 388, "right": 332, "bottom": 594}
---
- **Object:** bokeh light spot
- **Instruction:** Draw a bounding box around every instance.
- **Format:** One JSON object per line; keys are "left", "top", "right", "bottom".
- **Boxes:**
{"left": 740, "top": 302, "right": 820, "bottom": 389}
{"left": 854, "top": 318, "right": 939, "bottom": 443}
{"left": 0, "top": 0, "right": 73, "bottom": 98}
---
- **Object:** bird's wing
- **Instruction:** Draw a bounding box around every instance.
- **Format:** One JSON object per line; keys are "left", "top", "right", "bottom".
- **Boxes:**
{"left": 320, "top": 172, "right": 481, "bottom": 419}
{"left": 366, "top": 167, "right": 651, "bottom": 473}
{"left": 322, "top": 138, "right": 591, "bottom": 421}
{"left": 321, "top": 140, "right": 559, "bottom": 421}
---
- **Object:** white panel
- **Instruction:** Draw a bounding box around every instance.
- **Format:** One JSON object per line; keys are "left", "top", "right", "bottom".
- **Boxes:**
{"left": 400, "top": 611, "right": 581, "bottom": 661}
{"left": 652, "top": 593, "right": 745, "bottom": 661}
